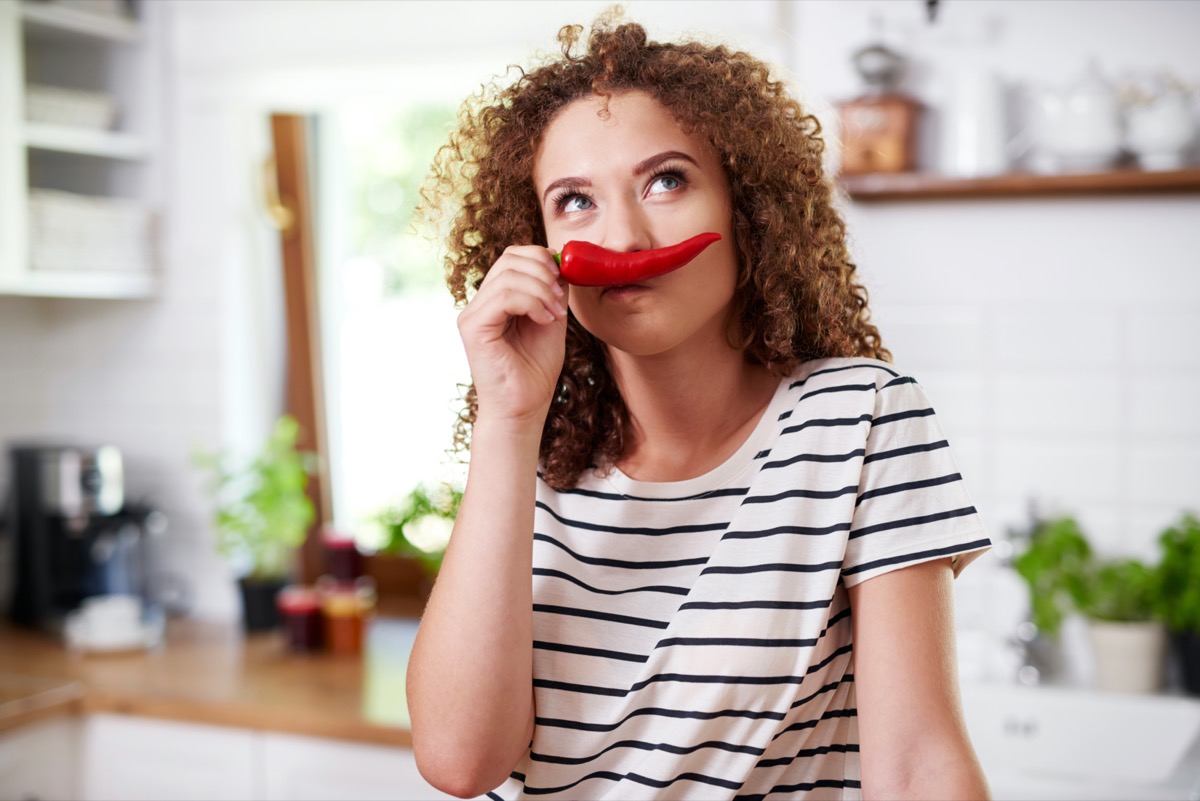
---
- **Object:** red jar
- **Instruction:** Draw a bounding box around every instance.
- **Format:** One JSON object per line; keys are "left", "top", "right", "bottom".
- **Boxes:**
{"left": 277, "top": 586, "right": 323, "bottom": 652}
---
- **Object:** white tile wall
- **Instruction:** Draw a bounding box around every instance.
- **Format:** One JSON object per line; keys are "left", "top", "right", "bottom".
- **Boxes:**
{"left": 2, "top": 1, "right": 1197, "bottom": 625}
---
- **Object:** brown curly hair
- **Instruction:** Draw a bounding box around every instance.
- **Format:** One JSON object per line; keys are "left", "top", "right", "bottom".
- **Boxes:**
{"left": 421, "top": 10, "right": 889, "bottom": 490}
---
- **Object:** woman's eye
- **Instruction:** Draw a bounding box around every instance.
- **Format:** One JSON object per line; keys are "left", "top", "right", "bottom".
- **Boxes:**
{"left": 648, "top": 173, "right": 683, "bottom": 195}
{"left": 561, "top": 194, "right": 594, "bottom": 213}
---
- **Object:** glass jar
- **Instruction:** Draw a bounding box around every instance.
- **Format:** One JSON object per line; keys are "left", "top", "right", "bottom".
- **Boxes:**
{"left": 319, "top": 577, "right": 376, "bottom": 655}
{"left": 277, "top": 585, "right": 323, "bottom": 652}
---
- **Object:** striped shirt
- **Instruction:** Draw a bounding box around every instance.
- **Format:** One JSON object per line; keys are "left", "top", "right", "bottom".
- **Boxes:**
{"left": 490, "top": 358, "right": 991, "bottom": 800}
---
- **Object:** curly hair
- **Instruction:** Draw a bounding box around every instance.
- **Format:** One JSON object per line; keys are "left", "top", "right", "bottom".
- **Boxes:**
{"left": 420, "top": 10, "right": 889, "bottom": 490}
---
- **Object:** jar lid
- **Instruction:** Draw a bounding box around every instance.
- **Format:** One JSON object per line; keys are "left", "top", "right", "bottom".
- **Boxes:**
{"left": 277, "top": 585, "right": 320, "bottom": 614}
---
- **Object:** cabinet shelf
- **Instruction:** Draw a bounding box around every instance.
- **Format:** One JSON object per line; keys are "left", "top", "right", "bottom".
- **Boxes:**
{"left": 841, "top": 167, "right": 1200, "bottom": 201}
{"left": 24, "top": 122, "right": 150, "bottom": 160}
{"left": 0, "top": 269, "right": 157, "bottom": 299}
{"left": 20, "top": 1, "right": 140, "bottom": 44}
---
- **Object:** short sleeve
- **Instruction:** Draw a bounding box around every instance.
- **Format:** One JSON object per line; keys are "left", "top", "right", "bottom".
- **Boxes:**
{"left": 841, "top": 374, "right": 991, "bottom": 587}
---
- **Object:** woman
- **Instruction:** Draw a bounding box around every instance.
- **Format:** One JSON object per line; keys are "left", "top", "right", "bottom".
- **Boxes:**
{"left": 408, "top": 13, "right": 992, "bottom": 801}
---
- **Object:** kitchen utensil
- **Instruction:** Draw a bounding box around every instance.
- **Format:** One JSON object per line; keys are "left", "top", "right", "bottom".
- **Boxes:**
{"left": 1025, "top": 60, "right": 1124, "bottom": 173}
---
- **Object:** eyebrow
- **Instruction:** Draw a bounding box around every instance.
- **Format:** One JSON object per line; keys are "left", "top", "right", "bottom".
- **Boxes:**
{"left": 540, "top": 150, "right": 700, "bottom": 205}
{"left": 632, "top": 150, "right": 698, "bottom": 176}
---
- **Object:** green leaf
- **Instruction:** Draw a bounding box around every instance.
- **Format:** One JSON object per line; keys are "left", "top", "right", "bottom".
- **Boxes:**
{"left": 194, "top": 415, "right": 316, "bottom": 581}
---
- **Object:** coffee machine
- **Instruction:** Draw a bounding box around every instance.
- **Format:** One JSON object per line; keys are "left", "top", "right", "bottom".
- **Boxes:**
{"left": 6, "top": 444, "right": 165, "bottom": 631}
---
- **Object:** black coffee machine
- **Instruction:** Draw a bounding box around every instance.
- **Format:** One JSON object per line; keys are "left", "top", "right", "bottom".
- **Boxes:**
{"left": 6, "top": 444, "right": 165, "bottom": 631}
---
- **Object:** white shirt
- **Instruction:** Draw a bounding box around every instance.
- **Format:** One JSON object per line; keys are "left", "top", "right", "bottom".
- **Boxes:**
{"left": 491, "top": 357, "right": 991, "bottom": 800}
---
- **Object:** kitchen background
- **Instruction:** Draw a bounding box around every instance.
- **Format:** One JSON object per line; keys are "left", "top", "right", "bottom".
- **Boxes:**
{"left": 0, "top": 0, "right": 1198, "bottom": 797}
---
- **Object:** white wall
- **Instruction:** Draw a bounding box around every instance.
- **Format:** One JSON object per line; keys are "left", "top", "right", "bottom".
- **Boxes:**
{"left": 789, "top": 0, "right": 1200, "bottom": 559}
{"left": 2, "top": 1, "right": 1197, "bottom": 626}
{"left": 159, "top": 0, "right": 788, "bottom": 618}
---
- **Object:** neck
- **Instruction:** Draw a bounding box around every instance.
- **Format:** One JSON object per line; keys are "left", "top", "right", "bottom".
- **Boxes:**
{"left": 607, "top": 340, "right": 778, "bottom": 483}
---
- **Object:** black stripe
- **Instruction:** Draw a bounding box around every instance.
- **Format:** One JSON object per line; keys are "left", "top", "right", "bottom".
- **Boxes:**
{"left": 534, "top": 533, "right": 709, "bottom": 570}
{"left": 722, "top": 521, "right": 852, "bottom": 541}
{"left": 788, "top": 361, "right": 899, "bottom": 390}
{"left": 535, "top": 671, "right": 814, "bottom": 699}
{"left": 656, "top": 635, "right": 818, "bottom": 649}
{"left": 855, "top": 473, "right": 963, "bottom": 507}
{"left": 799, "top": 382, "right": 877, "bottom": 403}
{"left": 536, "top": 705, "right": 787, "bottom": 733}
{"left": 522, "top": 769, "right": 742, "bottom": 795}
{"left": 780, "top": 413, "right": 873, "bottom": 437}
{"left": 804, "top": 643, "right": 854, "bottom": 677}
{"left": 538, "top": 478, "right": 749, "bottom": 503}
{"left": 535, "top": 678, "right": 628, "bottom": 697}
{"left": 762, "top": 448, "right": 865, "bottom": 470}
{"left": 741, "top": 484, "right": 858, "bottom": 504}
{"left": 531, "top": 737, "right": 762, "bottom": 766}
{"left": 756, "top": 742, "right": 859, "bottom": 769}
{"left": 787, "top": 674, "right": 853, "bottom": 712}
{"left": 735, "top": 778, "right": 861, "bottom": 801}
{"left": 532, "top": 568, "right": 689, "bottom": 596}
{"left": 486, "top": 793, "right": 505, "bottom": 801}
{"left": 843, "top": 537, "right": 992, "bottom": 576}
{"left": 536, "top": 500, "right": 728, "bottom": 536}
{"left": 862, "top": 439, "right": 949, "bottom": 464}
{"left": 533, "top": 640, "right": 647, "bottom": 663}
{"left": 679, "top": 598, "right": 832, "bottom": 612}
{"left": 872, "top": 406, "right": 934, "bottom": 427}
{"left": 533, "top": 603, "right": 668, "bottom": 630}
{"left": 849, "top": 506, "right": 977, "bottom": 539}
{"left": 700, "top": 560, "right": 843, "bottom": 576}
{"left": 882, "top": 375, "right": 917, "bottom": 389}
{"left": 654, "top": 609, "right": 849, "bottom": 654}
{"left": 771, "top": 707, "right": 857, "bottom": 739}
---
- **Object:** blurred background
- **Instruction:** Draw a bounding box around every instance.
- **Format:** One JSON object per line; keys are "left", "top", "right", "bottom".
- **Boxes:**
{"left": 0, "top": 1, "right": 1198, "bottom": 800}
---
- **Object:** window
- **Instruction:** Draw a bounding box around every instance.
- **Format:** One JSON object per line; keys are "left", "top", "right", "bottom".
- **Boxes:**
{"left": 317, "top": 101, "right": 468, "bottom": 550}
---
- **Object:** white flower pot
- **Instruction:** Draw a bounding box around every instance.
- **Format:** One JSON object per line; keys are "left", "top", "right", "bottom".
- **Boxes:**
{"left": 1087, "top": 620, "right": 1167, "bottom": 694}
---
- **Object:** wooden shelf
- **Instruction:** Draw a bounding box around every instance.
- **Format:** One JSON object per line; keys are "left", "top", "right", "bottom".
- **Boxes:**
{"left": 20, "top": 1, "right": 140, "bottom": 44}
{"left": 841, "top": 167, "right": 1200, "bottom": 201}
{"left": 24, "top": 122, "right": 150, "bottom": 160}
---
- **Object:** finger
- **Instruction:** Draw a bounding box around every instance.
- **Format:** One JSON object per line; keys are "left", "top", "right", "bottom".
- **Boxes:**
{"left": 465, "top": 271, "right": 567, "bottom": 329}
{"left": 482, "top": 246, "right": 561, "bottom": 289}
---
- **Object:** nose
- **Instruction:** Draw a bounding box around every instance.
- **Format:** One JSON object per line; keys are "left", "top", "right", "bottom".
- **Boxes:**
{"left": 602, "top": 196, "right": 654, "bottom": 253}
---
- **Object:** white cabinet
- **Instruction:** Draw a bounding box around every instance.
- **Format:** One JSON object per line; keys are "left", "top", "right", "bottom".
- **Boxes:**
{"left": 0, "top": 716, "right": 80, "bottom": 801}
{"left": 79, "top": 714, "right": 257, "bottom": 801}
{"left": 961, "top": 682, "right": 1200, "bottom": 801}
{"left": 262, "top": 731, "right": 457, "bottom": 801}
{"left": 71, "top": 714, "right": 454, "bottom": 801}
{"left": 0, "top": 1, "right": 165, "bottom": 299}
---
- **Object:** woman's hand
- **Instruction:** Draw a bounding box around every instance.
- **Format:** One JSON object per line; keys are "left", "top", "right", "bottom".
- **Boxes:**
{"left": 457, "top": 245, "right": 569, "bottom": 425}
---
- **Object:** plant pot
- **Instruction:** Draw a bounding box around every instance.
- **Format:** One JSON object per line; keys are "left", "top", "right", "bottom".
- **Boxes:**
{"left": 1171, "top": 629, "right": 1200, "bottom": 696}
{"left": 1087, "top": 619, "right": 1166, "bottom": 694}
{"left": 238, "top": 577, "right": 286, "bottom": 632}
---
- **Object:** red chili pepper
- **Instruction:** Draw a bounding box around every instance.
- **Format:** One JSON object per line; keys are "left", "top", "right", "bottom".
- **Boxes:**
{"left": 553, "top": 232, "right": 722, "bottom": 287}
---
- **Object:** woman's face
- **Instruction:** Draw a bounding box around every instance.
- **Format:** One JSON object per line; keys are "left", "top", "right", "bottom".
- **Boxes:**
{"left": 533, "top": 90, "right": 738, "bottom": 359}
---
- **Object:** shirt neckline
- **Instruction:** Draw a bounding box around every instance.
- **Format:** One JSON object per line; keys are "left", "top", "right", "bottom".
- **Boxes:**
{"left": 600, "top": 374, "right": 795, "bottom": 500}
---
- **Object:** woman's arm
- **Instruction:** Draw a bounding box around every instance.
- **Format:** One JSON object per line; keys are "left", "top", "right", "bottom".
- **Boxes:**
{"left": 848, "top": 558, "right": 991, "bottom": 801}
{"left": 407, "top": 246, "right": 567, "bottom": 798}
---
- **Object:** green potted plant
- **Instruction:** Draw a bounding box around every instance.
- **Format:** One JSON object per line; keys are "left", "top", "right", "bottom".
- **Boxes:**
{"left": 372, "top": 482, "right": 460, "bottom": 597}
{"left": 1012, "top": 515, "right": 1093, "bottom": 637}
{"left": 1153, "top": 512, "right": 1200, "bottom": 695}
{"left": 1009, "top": 515, "right": 1092, "bottom": 681}
{"left": 195, "top": 415, "right": 317, "bottom": 631}
{"left": 1076, "top": 557, "right": 1166, "bottom": 693}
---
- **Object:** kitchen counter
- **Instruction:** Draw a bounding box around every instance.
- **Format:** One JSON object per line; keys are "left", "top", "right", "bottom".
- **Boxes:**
{"left": 0, "top": 607, "right": 423, "bottom": 746}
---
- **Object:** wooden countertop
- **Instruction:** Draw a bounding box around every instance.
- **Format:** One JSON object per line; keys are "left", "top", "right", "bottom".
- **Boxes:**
{"left": 0, "top": 609, "right": 423, "bottom": 747}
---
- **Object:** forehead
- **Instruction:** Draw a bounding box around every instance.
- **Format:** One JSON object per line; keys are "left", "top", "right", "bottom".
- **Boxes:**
{"left": 533, "top": 90, "right": 703, "bottom": 185}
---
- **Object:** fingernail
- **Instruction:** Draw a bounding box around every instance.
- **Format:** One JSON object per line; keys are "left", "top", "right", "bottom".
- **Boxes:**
{"left": 552, "top": 282, "right": 565, "bottom": 298}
